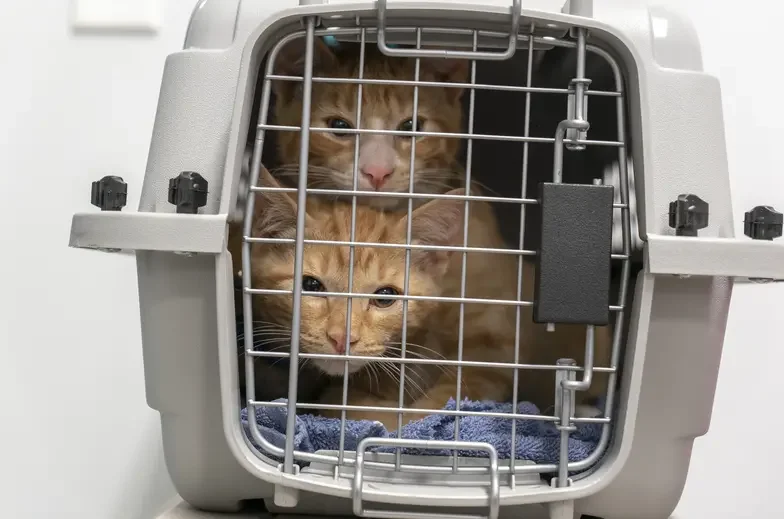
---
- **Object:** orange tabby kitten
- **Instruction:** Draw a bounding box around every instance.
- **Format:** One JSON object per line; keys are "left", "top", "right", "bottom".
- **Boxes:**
{"left": 234, "top": 39, "right": 469, "bottom": 403}
{"left": 272, "top": 39, "right": 468, "bottom": 209}
{"left": 248, "top": 167, "right": 610, "bottom": 429}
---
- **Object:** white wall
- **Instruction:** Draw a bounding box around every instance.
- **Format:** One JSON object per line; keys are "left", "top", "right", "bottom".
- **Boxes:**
{"left": 0, "top": 1, "right": 782, "bottom": 519}
{"left": 668, "top": 0, "right": 784, "bottom": 517}
{"left": 0, "top": 2, "right": 194, "bottom": 518}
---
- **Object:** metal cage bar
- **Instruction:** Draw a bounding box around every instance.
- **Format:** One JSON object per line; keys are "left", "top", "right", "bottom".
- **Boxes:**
{"left": 392, "top": 26, "right": 423, "bottom": 470}
{"left": 509, "top": 21, "right": 536, "bottom": 488}
{"left": 337, "top": 26, "right": 368, "bottom": 474}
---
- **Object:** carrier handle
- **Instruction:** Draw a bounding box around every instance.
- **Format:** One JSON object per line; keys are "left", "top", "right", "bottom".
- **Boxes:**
{"left": 376, "top": 0, "right": 521, "bottom": 61}
{"left": 352, "top": 437, "right": 500, "bottom": 519}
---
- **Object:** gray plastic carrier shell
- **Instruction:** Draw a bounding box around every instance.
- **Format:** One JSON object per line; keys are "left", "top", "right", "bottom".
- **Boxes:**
{"left": 69, "top": 1, "right": 784, "bottom": 518}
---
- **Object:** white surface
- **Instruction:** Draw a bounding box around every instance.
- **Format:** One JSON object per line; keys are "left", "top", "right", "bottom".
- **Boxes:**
{"left": 645, "top": 235, "right": 784, "bottom": 279}
{"left": 71, "top": 0, "right": 161, "bottom": 32}
{"left": 155, "top": 499, "right": 684, "bottom": 519}
{"left": 69, "top": 212, "right": 229, "bottom": 253}
{"left": 0, "top": 1, "right": 783, "bottom": 519}
{"left": 0, "top": 2, "right": 195, "bottom": 519}
{"left": 665, "top": 3, "right": 784, "bottom": 519}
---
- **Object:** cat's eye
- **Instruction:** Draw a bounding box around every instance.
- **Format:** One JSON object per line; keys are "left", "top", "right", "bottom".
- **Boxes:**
{"left": 371, "top": 286, "right": 399, "bottom": 308}
{"left": 326, "top": 118, "right": 354, "bottom": 138}
{"left": 302, "top": 276, "right": 325, "bottom": 293}
{"left": 398, "top": 117, "right": 425, "bottom": 134}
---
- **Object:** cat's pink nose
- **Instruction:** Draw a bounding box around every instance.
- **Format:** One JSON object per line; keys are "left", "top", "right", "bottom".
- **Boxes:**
{"left": 327, "top": 331, "right": 359, "bottom": 354}
{"left": 361, "top": 165, "right": 393, "bottom": 190}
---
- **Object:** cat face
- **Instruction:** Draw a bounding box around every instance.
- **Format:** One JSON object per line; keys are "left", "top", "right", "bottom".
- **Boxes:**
{"left": 272, "top": 40, "right": 468, "bottom": 209}
{"left": 249, "top": 168, "right": 465, "bottom": 376}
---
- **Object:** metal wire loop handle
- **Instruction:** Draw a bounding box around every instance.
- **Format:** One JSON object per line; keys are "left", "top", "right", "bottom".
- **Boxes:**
{"left": 376, "top": 0, "right": 521, "bottom": 61}
{"left": 561, "top": 325, "right": 595, "bottom": 391}
{"left": 352, "top": 438, "right": 500, "bottom": 519}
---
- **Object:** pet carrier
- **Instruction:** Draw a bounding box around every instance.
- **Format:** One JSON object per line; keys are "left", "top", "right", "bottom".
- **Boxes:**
{"left": 69, "top": 1, "right": 784, "bottom": 518}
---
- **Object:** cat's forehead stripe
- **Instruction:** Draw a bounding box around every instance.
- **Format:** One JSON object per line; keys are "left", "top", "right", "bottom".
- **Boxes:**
{"left": 306, "top": 205, "right": 404, "bottom": 273}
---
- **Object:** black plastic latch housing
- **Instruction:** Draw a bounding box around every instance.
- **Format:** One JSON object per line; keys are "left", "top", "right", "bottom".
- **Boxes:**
{"left": 533, "top": 182, "right": 614, "bottom": 326}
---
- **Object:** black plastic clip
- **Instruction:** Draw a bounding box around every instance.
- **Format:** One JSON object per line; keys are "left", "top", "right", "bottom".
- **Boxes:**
{"left": 744, "top": 206, "right": 783, "bottom": 241}
{"left": 168, "top": 171, "right": 208, "bottom": 214}
{"left": 90, "top": 176, "right": 127, "bottom": 211}
{"left": 668, "top": 194, "right": 709, "bottom": 237}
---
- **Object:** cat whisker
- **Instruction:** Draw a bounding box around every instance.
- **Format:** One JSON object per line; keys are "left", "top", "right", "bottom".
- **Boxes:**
{"left": 246, "top": 327, "right": 291, "bottom": 334}
{"left": 240, "top": 324, "right": 289, "bottom": 333}
{"left": 248, "top": 327, "right": 291, "bottom": 333}
{"left": 255, "top": 342, "right": 292, "bottom": 350}
{"left": 271, "top": 163, "right": 492, "bottom": 197}
{"left": 384, "top": 342, "right": 448, "bottom": 360}
{"left": 245, "top": 339, "right": 292, "bottom": 350}
{"left": 247, "top": 320, "right": 292, "bottom": 329}
{"left": 383, "top": 343, "right": 450, "bottom": 374}
{"left": 381, "top": 348, "right": 445, "bottom": 368}
{"left": 381, "top": 345, "right": 452, "bottom": 383}
{"left": 376, "top": 362, "right": 407, "bottom": 397}
{"left": 238, "top": 333, "right": 290, "bottom": 341}
{"left": 366, "top": 363, "right": 381, "bottom": 395}
{"left": 238, "top": 342, "right": 293, "bottom": 358}
{"left": 237, "top": 322, "right": 292, "bottom": 340}
{"left": 245, "top": 340, "right": 292, "bottom": 355}
{"left": 377, "top": 360, "right": 427, "bottom": 402}
{"left": 238, "top": 335, "right": 290, "bottom": 343}
{"left": 248, "top": 319, "right": 291, "bottom": 326}
{"left": 415, "top": 172, "right": 501, "bottom": 197}
{"left": 272, "top": 164, "right": 345, "bottom": 182}
{"left": 402, "top": 366, "right": 430, "bottom": 401}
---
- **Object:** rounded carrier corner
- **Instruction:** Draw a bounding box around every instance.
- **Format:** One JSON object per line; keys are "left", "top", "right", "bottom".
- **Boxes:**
{"left": 99, "top": 1, "right": 759, "bottom": 518}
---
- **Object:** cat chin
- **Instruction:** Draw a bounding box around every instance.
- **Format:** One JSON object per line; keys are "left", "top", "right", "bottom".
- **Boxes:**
{"left": 365, "top": 196, "right": 403, "bottom": 210}
{"left": 314, "top": 359, "right": 369, "bottom": 377}
{"left": 335, "top": 188, "right": 402, "bottom": 209}
{"left": 333, "top": 181, "right": 415, "bottom": 209}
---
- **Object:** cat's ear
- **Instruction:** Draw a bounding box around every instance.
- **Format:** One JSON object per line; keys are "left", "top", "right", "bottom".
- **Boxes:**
{"left": 251, "top": 167, "right": 302, "bottom": 238}
{"left": 404, "top": 188, "right": 467, "bottom": 273}
{"left": 271, "top": 36, "right": 337, "bottom": 99}
{"left": 420, "top": 54, "right": 469, "bottom": 103}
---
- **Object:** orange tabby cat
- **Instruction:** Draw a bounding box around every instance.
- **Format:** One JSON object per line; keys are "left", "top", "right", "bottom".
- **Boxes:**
{"left": 234, "top": 39, "right": 469, "bottom": 403}
{"left": 272, "top": 39, "right": 468, "bottom": 209}
{"left": 236, "top": 38, "right": 471, "bottom": 402}
{"left": 248, "top": 167, "right": 611, "bottom": 429}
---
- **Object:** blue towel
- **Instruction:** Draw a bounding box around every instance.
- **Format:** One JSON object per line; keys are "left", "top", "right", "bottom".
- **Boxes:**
{"left": 240, "top": 398, "right": 601, "bottom": 467}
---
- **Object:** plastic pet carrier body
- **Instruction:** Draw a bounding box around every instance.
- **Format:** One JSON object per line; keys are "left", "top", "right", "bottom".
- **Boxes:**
{"left": 69, "top": 1, "right": 784, "bottom": 518}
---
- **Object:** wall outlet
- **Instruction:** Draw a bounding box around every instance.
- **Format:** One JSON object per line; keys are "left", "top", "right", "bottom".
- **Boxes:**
{"left": 71, "top": 0, "right": 161, "bottom": 34}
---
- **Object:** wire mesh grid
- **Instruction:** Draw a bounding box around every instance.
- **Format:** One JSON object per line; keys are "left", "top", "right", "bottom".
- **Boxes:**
{"left": 239, "top": 12, "right": 631, "bottom": 492}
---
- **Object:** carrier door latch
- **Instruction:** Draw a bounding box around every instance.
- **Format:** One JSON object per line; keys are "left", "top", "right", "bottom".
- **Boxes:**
{"left": 534, "top": 181, "right": 614, "bottom": 326}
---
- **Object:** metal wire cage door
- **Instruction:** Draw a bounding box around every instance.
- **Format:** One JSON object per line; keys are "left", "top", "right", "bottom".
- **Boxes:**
{"left": 237, "top": 2, "right": 632, "bottom": 512}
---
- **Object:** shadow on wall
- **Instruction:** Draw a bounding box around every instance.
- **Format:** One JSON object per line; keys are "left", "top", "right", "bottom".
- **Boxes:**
{"left": 114, "top": 418, "right": 178, "bottom": 519}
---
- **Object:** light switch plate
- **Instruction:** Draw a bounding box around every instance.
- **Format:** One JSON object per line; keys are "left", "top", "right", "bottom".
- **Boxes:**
{"left": 71, "top": 0, "right": 161, "bottom": 34}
